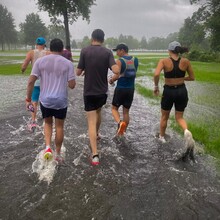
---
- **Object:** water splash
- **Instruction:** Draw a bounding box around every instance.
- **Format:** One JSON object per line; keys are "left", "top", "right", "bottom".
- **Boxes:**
{"left": 32, "top": 146, "right": 66, "bottom": 184}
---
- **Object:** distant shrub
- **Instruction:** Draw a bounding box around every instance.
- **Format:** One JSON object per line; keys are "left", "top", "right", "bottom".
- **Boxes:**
{"left": 199, "top": 53, "right": 215, "bottom": 62}
{"left": 188, "top": 50, "right": 202, "bottom": 61}
{"left": 187, "top": 49, "right": 219, "bottom": 62}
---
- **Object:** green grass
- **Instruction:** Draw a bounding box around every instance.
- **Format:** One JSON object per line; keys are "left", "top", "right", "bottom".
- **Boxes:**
{"left": 136, "top": 83, "right": 160, "bottom": 100}
{"left": 191, "top": 61, "right": 220, "bottom": 85}
{"left": 0, "top": 64, "right": 31, "bottom": 75}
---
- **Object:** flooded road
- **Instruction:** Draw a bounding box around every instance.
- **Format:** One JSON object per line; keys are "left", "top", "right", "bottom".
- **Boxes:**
{"left": 0, "top": 75, "right": 220, "bottom": 220}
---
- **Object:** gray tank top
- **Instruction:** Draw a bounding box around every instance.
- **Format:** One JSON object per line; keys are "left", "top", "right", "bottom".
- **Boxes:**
{"left": 33, "top": 49, "right": 47, "bottom": 86}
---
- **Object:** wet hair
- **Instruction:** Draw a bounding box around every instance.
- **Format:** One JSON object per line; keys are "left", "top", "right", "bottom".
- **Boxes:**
{"left": 91, "top": 29, "right": 105, "bottom": 43}
{"left": 172, "top": 46, "right": 189, "bottom": 54}
{"left": 50, "top": 38, "right": 64, "bottom": 52}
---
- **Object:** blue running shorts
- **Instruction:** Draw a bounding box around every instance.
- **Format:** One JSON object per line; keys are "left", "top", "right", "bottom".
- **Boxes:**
{"left": 31, "top": 86, "right": 40, "bottom": 102}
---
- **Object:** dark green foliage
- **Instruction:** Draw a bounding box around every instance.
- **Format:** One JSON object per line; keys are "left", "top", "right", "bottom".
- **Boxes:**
{"left": 0, "top": 4, "right": 17, "bottom": 50}
{"left": 19, "top": 13, "right": 48, "bottom": 47}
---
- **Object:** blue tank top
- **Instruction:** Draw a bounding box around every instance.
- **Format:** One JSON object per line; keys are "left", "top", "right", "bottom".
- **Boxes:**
{"left": 164, "top": 57, "right": 186, "bottom": 78}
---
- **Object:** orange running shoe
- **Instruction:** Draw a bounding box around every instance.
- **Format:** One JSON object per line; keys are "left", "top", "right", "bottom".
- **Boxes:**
{"left": 117, "top": 121, "right": 127, "bottom": 136}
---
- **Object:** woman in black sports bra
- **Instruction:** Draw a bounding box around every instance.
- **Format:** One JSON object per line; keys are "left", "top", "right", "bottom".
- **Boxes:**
{"left": 153, "top": 41, "right": 195, "bottom": 154}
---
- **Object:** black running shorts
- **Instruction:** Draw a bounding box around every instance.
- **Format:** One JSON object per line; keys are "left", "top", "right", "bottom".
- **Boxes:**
{"left": 40, "top": 103, "right": 67, "bottom": 119}
{"left": 161, "top": 84, "right": 188, "bottom": 112}
{"left": 112, "top": 88, "right": 134, "bottom": 109}
{"left": 84, "top": 94, "right": 107, "bottom": 111}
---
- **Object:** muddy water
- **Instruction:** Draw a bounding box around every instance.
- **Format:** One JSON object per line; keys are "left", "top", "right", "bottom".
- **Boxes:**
{"left": 0, "top": 75, "right": 220, "bottom": 220}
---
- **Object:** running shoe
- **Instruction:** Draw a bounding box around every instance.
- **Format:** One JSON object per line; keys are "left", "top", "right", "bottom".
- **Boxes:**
{"left": 158, "top": 135, "right": 166, "bottom": 144}
{"left": 184, "top": 129, "right": 195, "bottom": 149}
{"left": 44, "top": 147, "right": 53, "bottom": 160}
{"left": 30, "top": 122, "right": 37, "bottom": 132}
{"left": 117, "top": 121, "right": 127, "bottom": 136}
{"left": 55, "top": 155, "right": 64, "bottom": 164}
{"left": 97, "top": 133, "right": 101, "bottom": 140}
{"left": 28, "top": 121, "right": 37, "bottom": 132}
{"left": 91, "top": 154, "right": 100, "bottom": 166}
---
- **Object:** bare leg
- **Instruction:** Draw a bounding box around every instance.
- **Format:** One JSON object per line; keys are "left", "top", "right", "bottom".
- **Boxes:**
{"left": 160, "top": 109, "right": 170, "bottom": 136}
{"left": 175, "top": 111, "right": 187, "bottom": 131}
{"left": 31, "top": 101, "right": 38, "bottom": 122}
{"left": 96, "top": 108, "right": 101, "bottom": 134}
{"left": 112, "top": 105, "right": 120, "bottom": 124}
{"left": 55, "top": 118, "right": 65, "bottom": 155}
{"left": 122, "top": 107, "right": 130, "bottom": 130}
{"left": 44, "top": 117, "right": 53, "bottom": 147}
{"left": 86, "top": 110, "right": 99, "bottom": 156}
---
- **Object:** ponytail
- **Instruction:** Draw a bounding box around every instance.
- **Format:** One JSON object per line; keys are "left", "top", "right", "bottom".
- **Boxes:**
{"left": 174, "top": 46, "right": 189, "bottom": 54}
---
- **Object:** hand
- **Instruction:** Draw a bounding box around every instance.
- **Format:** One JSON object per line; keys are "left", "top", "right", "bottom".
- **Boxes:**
{"left": 25, "top": 98, "right": 32, "bottom": 111}
{"left": 153, "top": 87, "right": 159, "bottom": 96}
{"left": 109, "top": 78, "right": 113, "bottom": 84}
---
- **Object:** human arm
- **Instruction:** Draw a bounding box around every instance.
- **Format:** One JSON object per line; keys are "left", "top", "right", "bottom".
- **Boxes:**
{"left": 153, "top": 59, "right": 164, "bottom": 96}
{"left": 109, "top": 60, "right": 120, "bottom": 84}
{"left": 76, "top": 50, "right": 85, "bottom": 76}
{"left": 21, "top": 51, "right": 32, "bottom": 73}
{"left": 68, "top": 62, "right": 76, "bottom": 89}
{"left": 68, "top": 79, "right": 76, "bottom": 89}
{"left": 76, "top": 68, "right": 84, "bottom": 76}
{"left": 26, "top": 75, "right": 37, "bottom": 109}
{"left": 184, "top": 61, "right": 195, "bottom": 81}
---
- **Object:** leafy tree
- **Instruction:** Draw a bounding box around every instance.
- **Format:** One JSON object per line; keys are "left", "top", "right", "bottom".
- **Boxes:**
{"left": 117, "top": 34, "right": 139, "bottom": 50}
{"left": 37, "top": 0, "right": 96, "bottom": 48}
{"left": 178, "top": 16, "right": 206, "bottom": 48}
{"left": 190, "top": 0, "right": 220, "bottom": 51}
{"left": 105, "top": 37, "right": 119, "bottom": 49}
{"left": 79, "top": 36, "right": 90, "bottom": 48}
{"left": 140, "top": 36, "right": 148, "bottom": 49}
{"left": 47, "top": 24, "right": 66, "bottom": 43}
{"left": 0, "top": 4, "right": 17, "bottom": 50}
{"left": 20, "top": 13, "right": 48, "bottom": 47}
{"left": 71, "top": 39, "right": 77, "bottom": 49}
{"left": 147, "top": 37, "right": 166, "bottom": 50}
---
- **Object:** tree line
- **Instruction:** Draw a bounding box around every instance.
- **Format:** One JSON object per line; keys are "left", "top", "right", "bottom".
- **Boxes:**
{"left": 0, "top": 0, "right": 220, "bottom": 55}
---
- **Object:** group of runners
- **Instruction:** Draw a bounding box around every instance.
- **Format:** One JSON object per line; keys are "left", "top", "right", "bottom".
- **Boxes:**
{"left": 22, "top": 29, "right": 195, "bottom": 166}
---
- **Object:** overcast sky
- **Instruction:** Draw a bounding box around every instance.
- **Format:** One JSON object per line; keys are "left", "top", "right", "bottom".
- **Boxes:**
{"left": 1, "top": 0, "right": 199, "bottom": 40}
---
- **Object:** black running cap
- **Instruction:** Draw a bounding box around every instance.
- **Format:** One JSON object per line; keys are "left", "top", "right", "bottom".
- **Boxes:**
{"left": 112, "top": 43, "right": 128, "bottom": 51}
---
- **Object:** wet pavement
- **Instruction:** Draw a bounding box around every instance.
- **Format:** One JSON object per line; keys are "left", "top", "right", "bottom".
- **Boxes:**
{"left": 0, "top": 75, "right": 220, "bottom": 220}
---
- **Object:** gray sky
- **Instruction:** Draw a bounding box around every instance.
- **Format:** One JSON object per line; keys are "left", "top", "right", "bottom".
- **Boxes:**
{"left": 1, "top": 0, "right": 199, "bottom": 40}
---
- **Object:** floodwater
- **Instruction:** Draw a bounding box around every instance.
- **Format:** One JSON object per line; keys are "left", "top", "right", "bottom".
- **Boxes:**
{"left": 0, "top": 75, "right": 220, "bottom": 220}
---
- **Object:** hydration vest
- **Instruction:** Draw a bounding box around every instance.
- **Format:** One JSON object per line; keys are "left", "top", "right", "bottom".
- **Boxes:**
{"left": 121, "top": 57, "right": 136, "bottom": 78}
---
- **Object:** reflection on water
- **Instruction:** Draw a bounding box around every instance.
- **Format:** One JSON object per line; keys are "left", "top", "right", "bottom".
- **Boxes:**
{"left": 0, "top": 76, "right": 220, "bottom": 219}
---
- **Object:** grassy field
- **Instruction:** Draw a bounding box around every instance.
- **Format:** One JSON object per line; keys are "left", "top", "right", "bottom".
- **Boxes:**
{"left": 1, "top": 51, "right": 220, "bottom": 158}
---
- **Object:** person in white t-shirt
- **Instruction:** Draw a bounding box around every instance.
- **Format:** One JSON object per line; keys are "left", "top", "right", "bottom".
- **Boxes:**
{"left": 26, "top": 38, "right": 76, "bottom": 163}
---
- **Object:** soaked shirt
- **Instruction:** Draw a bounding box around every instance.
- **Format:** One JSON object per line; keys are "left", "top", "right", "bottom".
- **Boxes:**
{"left": 77, "top": 45, "right": 116, "bottom": 96}
{"left": 31, "top": 54, "right": 75, "bottom": 109}
{"left": 164, "top": 57, "right": 186, "bottom": 78}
